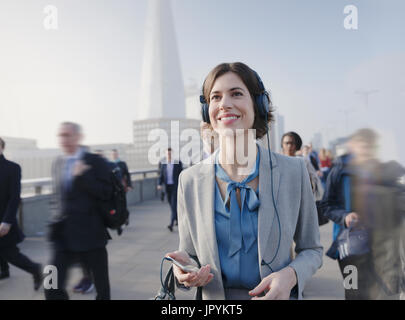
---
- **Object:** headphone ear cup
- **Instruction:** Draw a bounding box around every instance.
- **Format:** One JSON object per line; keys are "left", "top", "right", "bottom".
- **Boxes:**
{"left": 202, "top": 104, "right": 210, "bottom": 123}
{"left": 255, "top": 93, "right": 269, "bottom": 119}
{"left": 200, "top": 95, "right": 211, "bottom": 124}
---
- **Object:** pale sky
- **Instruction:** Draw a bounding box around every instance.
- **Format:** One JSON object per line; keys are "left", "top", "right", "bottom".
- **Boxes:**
{"left": 0, "top": 0, "right": 404, "bottom": 163}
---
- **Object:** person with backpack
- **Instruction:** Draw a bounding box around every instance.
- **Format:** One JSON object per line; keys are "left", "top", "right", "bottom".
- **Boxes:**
{"left": 111, "top": 149, "right": 131, "bottom": 227}
{"left": 45, "top": 122, "right": 113, "bottom": 300}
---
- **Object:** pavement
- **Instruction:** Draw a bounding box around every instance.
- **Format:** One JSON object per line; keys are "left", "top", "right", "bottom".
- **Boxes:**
{"left": 0, "top": 198, "right": 344, "bottom": 300}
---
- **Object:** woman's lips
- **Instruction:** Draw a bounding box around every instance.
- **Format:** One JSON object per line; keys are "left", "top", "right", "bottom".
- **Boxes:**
{"left": 218, "top": 114, "right": 241, "bottom": 125}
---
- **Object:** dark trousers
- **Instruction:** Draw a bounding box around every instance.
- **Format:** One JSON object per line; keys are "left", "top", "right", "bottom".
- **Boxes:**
{"left": 44, "top": 247, "right": 110, "bottom": 300}
{"left": 166, "top": 184, "right": 177, "bottom": 227}
{"left": 0, "top": 245, "right": 39, "bottom": 275}
{"left": 0, "top": 256, "right": 8, "bottom": 274}
{"left": 338, "top": 253, "right": 377, "bottom": 300}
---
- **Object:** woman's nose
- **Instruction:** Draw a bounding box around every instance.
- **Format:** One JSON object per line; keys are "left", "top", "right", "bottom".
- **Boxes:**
{"left": 218, "top": 94, "right": 233, "bottom": 110}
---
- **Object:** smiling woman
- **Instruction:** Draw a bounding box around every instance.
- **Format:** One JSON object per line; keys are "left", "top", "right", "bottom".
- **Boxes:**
{"left": 166, "top": 62, "right": 323, "bottom": 300}
{"left": 201, "top": 62, "right": 274, "bottom": 139}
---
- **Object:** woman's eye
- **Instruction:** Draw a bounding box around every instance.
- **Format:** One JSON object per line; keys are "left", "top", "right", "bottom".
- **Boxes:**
{"left": 233, "top": 91, "right": 243, "bottom": 97}
{"left": 211, "top": 95, "right": 220, "bottom": 101}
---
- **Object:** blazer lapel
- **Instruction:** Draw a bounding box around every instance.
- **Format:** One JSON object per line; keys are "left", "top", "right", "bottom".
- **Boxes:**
{"left": 197, "top": 153, "right": 223, "bottom": 279}
{"left": 257, "top": 144, "right": 281, "bottom": 271}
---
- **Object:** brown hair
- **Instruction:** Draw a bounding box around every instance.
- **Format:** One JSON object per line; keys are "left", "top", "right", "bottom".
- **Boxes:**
{"left": 201, "top": 62, "right": 274, "bottom": 139}
{"left": 0, "top": 137, "right": 5, "bottom": 150}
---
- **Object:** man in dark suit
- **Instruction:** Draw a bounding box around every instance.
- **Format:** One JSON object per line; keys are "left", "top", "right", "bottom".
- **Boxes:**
{"left": 157, "top": 148, "right": 183, "bottom": 232}
{"left": 0, "top": 137, "right": 42, "bottom": 289}
{"left": 44, "top": 122, "right": 113, "bottom": 300}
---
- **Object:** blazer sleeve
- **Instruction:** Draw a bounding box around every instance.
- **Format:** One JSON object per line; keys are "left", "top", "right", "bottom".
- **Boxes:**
{"left": 320, "top": 166, "right": 347, "bottom": 226}
{"left": 177, "top": 172, "right": 197, "bottom": 259}
{"left": 288, "top": 158, "right": 323, "bottom": 299}
{"left": 3, "top": 163, "right": 21, "bottom": 224}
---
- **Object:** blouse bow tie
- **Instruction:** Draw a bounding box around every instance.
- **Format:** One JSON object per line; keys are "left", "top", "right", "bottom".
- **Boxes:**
{"left": 216, "top": 152, "right": 261, "bottom": 257}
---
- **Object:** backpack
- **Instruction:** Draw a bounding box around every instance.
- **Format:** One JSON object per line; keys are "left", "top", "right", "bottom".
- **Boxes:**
{"left": 100, "top": 166, "right": 129, "bottom": 230}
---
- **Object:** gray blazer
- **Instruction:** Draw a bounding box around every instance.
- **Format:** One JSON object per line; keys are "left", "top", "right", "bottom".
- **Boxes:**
{"left": 177, "top": 143, "right": 323, "bottom": 300}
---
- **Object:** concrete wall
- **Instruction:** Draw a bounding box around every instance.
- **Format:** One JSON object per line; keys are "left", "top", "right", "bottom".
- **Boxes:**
{"left": 20, "top": 177, "right": 159, "bottom": 237}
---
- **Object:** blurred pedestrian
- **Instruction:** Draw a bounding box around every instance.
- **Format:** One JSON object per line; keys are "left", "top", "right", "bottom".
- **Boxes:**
{"left": 321, "top": 128, "right": 404, "bottom": 300}
{"left": 157, "top": 148, "right": 183, "bottom": 232}
{"left": 0, "top": 256, "right": 9, "bottom": 279}
{"left": 308, "top": 143, "right": 323, "bottom": 179}
{"left": 111, "top": 149, "right": 132, "bottom": 193}
{"left": 158, "top": 159, "right": 165, "bottom": 202}
{"left": 45, "top": 123, "right": 113, "bottom": 300}
{"left": 111, "top": 149, "right": 131, "bottom": 229}
{"left": 326, "top": 149, "right": 334, "bottom": 163}
{"left": 283, "top": 136, "right": 323, "bottom": 202}
{"left": 0, "top": 137, "right": 42, "bottom": 290}
{"left": 319, "top": 148, "right": 332, "bottom": 187}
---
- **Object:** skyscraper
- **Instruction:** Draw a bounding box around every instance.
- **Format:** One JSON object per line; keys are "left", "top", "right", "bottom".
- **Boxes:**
{"left": 133, "top": 0, "right": 201, "bottom": 169}
{"left": 136, "top": 0, "right": 186, "bottom": 121}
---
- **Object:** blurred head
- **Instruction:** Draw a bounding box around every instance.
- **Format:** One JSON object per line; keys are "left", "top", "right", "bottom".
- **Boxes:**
{"left": 281, "top": 132, "right": 302, "bottom": 157}
{"left": 347, "top": 128, "right": 378, "bottom": 163}
{"left": 94, "top": 150, "right": 104, "bottom": 158}
{"left": 302, "top": 145, "right": 310, "bottom": 157}
{"left": 58, "top": 122, "right": 83, "bottom": 155}
{"left": 112, "top": 149, "right": 119, "bottom": 160}
{"left": 201, "top": 62, "right": 273, "bottom": 139}
{"left": 167, "top": 148, "right": 172, "bottom": 162}
{"left": 0, "top": 137, "right": 5, "bottom": 155}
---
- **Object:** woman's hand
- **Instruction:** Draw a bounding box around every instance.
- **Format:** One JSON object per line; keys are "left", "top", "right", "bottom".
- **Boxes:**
{"left": 166, "top": 251, "right": 214, "bottom": 288}
{"left": 249, "top": 266, "right": 297, "bottom": 300}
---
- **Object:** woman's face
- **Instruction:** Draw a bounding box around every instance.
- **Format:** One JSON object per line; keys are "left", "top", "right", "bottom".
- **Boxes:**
{"left": 208, "top": 72, "right": 255, "bottom": 136}
{"left": 282, "top": 135, "right": 297, "bottom": 157}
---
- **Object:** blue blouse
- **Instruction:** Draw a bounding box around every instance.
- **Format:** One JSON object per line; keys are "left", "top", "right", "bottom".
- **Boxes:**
{"left": 214, "top": 149, "right": 261, "bottom": 289}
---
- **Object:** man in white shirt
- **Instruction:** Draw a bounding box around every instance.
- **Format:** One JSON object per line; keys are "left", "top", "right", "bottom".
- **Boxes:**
{"left": 157, "top": 148, "right": 183, "bottom": 232}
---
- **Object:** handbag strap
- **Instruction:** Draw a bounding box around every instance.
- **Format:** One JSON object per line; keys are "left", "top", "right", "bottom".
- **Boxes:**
{"left": 155, "top": 257, "right": 176, "bottom": 300}
{"left": 190, "top": 254, "right": 203, "bottom": 300}
{"left": 155, "top": 255, "right": 203, "bottom": 300}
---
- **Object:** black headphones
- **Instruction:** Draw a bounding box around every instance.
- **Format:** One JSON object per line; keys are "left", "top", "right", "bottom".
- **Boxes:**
{"left": 199, "top": 69, "right": 281, "bottom": 274}
{"left": 199, "top": 70, "right": 270, "bottom": 124}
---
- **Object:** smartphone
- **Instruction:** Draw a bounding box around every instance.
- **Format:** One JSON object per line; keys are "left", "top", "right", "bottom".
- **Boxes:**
{"left": 165, "top": 257, "right": 200, "bottom": 273}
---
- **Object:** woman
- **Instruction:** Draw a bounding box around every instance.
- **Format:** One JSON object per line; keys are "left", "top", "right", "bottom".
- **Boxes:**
{"left": 281, "top": 131, "right": 302, "bottom": 158}
{"left": 166, "top": 62, "right": 322, "bottom": 300}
